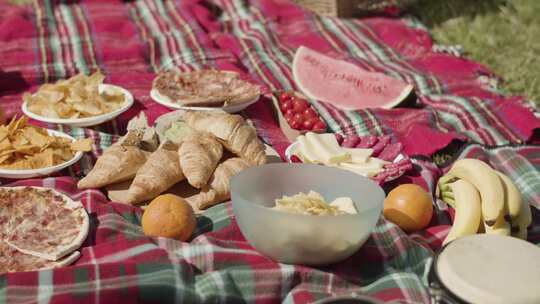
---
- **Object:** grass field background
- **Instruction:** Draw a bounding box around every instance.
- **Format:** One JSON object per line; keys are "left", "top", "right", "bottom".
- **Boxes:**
{"left": 411, "top": 0, "right": 539, "bottom": 105}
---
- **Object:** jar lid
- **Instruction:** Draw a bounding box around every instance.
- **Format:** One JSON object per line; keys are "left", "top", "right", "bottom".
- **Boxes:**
{"left": 434, "top": 234, "right": 540, "bottom": 304}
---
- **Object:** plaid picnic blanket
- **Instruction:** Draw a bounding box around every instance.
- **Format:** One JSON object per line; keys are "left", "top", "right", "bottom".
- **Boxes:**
{"left": 0, "top": 0, "right": 539, "bottom": 303}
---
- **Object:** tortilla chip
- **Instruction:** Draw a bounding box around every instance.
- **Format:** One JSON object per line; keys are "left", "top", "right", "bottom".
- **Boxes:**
{"left": 24, "top": 71, "right": 123, "bottom": 119}
{"left": 70, "top": 138, "right": 93, "bottom": 152}
{"left": 0, "top": 138, "right": 11, "bottom": 152}
{"left": 22, "top": 127, "right": 50, "bottom": 147}
{"left": 0, "top": 118, "right": 90, "bottom": 170}
{"left": 0, "top": 154, "right": 11, "bottom": 164}
{"left": 7, "top": 116, "right": 27, "bottom": 135}
{"left": 0, "top": 159, "right": 32, "bottom": 170}
{"left": 30, "top": 149, "right": 54, "bottom": 168}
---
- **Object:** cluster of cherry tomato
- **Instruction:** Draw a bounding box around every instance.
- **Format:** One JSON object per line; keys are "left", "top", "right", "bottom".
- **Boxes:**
{"left": 278, "top": 92, "right": 327, "bottom": 132}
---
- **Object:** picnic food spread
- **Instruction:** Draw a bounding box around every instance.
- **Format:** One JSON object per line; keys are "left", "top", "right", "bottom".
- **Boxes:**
{"left": 436, "top": 158, "right": 533, "bottom": 244}
{"left": 142, "top": 194, "right": 196, "bottom": 241}
{"left": 152, "top": 70, "right": 261, "bottom": 107}
{"left": 0, "top": 187, "right": 89, "bottom": 273}
{"left": 0, "top": 116, "right": 92, "bottom": 170}
{"left": 383, "top": 184, "right": 434, "bottom": 232}
{"left": 1, "top": 0, "right": 539, "bottom": 303}
{"left": 79, "top": 111, "right": 265, "bottom": 211}
{"left": 23, "top": 71, "right": 125, "bottom": 119}
{"left": 292, "top": 46, "right": 414, "bottom": 110}
{"left": 273, "top": 191, "right": 357, "bottom": 215}
{"left": 290, "top": 132, "right": 392, "bottom": 177}
{"left": 275, "top": 92, "right": 328, "bottom": 132}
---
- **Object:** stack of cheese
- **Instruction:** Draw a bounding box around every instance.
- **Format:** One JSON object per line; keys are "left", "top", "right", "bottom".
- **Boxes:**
{"left": 292, "top": 132, "right": 389, "bottom": 177}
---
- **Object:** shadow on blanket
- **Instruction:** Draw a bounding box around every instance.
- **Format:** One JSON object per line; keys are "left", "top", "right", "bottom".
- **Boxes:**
{"left": 0, "top": 70, "right": 30, "bottom": 97}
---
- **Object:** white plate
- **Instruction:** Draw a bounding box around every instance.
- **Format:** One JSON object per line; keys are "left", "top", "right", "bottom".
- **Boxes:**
{"left": 150, "top": 88, "right": 259, "bottom": 113}
{"left": 0, "top": 129, "right": 83, "bottom": 179}
{"left": 22, "top": 84, "right": 134, "bottom": 128}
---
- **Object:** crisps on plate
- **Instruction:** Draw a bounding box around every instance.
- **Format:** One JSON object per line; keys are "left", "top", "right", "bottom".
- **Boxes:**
{"left": 0, "top": 116, "right": 93, "bottom": 170}
{"left": 23, "top": 71, "right": 125, "bottom": 119}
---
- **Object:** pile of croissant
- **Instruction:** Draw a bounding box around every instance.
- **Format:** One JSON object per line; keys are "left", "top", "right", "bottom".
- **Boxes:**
{"left": 77, "top": 111, "right": 267, "bottom": 211}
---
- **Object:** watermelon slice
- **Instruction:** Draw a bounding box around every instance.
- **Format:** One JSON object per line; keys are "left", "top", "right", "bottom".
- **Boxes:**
{"left": 292, "top": 46, "right": 414, "bottom": 110}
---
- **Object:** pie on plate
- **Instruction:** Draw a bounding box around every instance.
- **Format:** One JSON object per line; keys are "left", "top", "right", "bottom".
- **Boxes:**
{"left": 151, "top": 70, "right": 260, "bottom": 113}
{"left": 0, "top": 186, "right": 89, "bottom": 273}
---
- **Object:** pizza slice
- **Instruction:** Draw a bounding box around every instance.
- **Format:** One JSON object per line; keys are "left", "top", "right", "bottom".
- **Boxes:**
{"left": 0, "top": 240, "right": 80, "bottom": 274}
{"left": 0, "top": 187, "right": 89, "bottom": 261}
{"left": 152, "top": 70, "right": 260, "bottom": 107}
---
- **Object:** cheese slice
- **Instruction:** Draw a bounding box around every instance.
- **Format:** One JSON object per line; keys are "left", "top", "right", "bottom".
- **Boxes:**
{"left": 368, "top": 157, "right": 391, "bottom": 166}
{"left": 338, "top": 161, "right": 384, "bottom": 177}
{"left": 296, "top": 135, "right": 318, "bottom": 163}
{"left": 304, "top": 132, "right": 350, "bottom": 164}
{"left": 330, "top": 197, "right": 357, "bottom": 214}
{"left": 342, "top": 148, "right": 373, "bottom": 164}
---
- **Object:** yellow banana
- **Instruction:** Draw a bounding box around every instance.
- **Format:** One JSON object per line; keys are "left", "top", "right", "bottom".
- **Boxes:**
{"left": 495, "top": 171, "right": 522, "bottom": 221}
{"left": 447, "top": 158, "right": 504, "bottom": 224}
{"left": 443, "top": 180, "right": 482, "bottom": 245}
{"left": 484, "top": 213, "right": 511, "bottom": 236}
{"left": 512, "top": 199, "right": 533, "bottom": 240}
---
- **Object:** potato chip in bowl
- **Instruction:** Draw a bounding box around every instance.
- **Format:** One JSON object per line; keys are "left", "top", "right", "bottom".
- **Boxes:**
{"left": 0, "top": 116, "right": 92, "bottom": 178}
{"left": 22, "top": 71, "right": 133, "bottom": 127}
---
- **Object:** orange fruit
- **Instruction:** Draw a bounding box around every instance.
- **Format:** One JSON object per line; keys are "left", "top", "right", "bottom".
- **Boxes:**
{"left": 142, "top": 194, "right": 196, "bottom": 241}
{"left": 383, "top": 184, "right": 433, "bottom": 233}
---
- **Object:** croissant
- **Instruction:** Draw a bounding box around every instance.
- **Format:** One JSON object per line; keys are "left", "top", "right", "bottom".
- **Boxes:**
{"left": 124, "top": 142, "right": 185, "bottom": 205}
{"left": 179, "top": 131, "right": 223, "bottom": 189}
{"left": 183, "top": 111, "right": 266, "bottom": 165}
{"left": 78, "top": 143, "right": 149, "bottom": 189}
{"left": 186, "top": 157, "right": 251, "bottom": 211}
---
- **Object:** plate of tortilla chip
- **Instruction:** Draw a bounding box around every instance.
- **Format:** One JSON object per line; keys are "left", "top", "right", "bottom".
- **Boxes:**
{"left": 0, "top": 117, "right": 93, "bottom": 179}
{"left": 21, "top": 71, "right": 133, "bottom": 127}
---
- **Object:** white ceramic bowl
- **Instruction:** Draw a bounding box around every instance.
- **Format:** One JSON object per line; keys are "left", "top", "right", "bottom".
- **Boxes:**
{"left": 231, "top": 163, "right": 384, "bottom": 266}
{"left": 0, "top": 129, "right": 83, "bottom": 179}
{"left": 150, "top": 88, "right": 259, "bottom": 113}
{"left": 22, "top": 84, "right": 134, "bottom": 128}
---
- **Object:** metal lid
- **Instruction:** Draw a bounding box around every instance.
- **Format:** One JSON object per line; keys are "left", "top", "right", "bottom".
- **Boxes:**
{"left": 432, "top": 234, "right": 540, "bottom": 304}
{"left": 313, "top": 295, "right": 384, "bottom": 304}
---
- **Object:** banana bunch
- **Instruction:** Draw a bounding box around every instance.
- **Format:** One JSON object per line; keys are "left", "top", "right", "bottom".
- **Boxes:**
{"left": 437, "top": 158, "right": 532, "bottom": 245}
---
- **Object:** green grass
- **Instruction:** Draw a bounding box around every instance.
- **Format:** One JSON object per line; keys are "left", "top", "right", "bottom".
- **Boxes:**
{"left": 410, "top": 0, "right": 540, "bottom": 105}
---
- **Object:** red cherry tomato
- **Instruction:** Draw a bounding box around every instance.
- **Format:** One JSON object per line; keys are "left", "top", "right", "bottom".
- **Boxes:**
{"left": 303, "top": 108, "right": 318, "bottom": 119}
{"left": 293, "top": 113, "right": 304, "bottom": 122}
{"left": 313, "top": 120, "right": 327, "bottom": 132}
{"left": 290, "top": 120, "right": 302, "bottom": 130}
{"left": 284, "top": 109, "right": 295, "bottom": 117}
{"left": 302, "top": 119, "right": 314, "bottom": 130}
{"left": 292, "top": 98, "right": 309, "bottom": 112}
{"left": 279, "top": 92, "right": 292, "bottom": 103}
{"left": 281, "top": 100, "right": 293, "bottom": 112}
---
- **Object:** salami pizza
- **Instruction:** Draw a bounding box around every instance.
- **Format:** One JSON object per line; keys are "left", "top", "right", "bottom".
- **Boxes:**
{"left": 0, "top": 186, "right": 89, "bottom": 272}
{"left": 153, "top": 70, "right": 261, "bottom": 107}
{"left": 0, "top": 241, "right": 80, "bottom": 274}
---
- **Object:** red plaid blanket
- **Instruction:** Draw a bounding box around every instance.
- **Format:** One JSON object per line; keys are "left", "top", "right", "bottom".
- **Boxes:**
{"left": 0, "top": 0, "right": 539, "bottom": 303}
